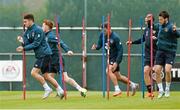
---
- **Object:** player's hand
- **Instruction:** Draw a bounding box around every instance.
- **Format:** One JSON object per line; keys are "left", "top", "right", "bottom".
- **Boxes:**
{"left": 67, "top": 51, "right": 73, "bottom": 56}
{"left": 172, "top": 23, "right": 177, "bottom": 32}
{"left": 16, "top": 46, "right": 24, "bottom": 52}
{"left": 126, "top": 41, "right": 132, "bottom": 45}
{"left": 91, "top": 43, "right": 97, "bottom": 50}
{"left": 152, "top": 36, "right": 157, "bottom": 40}
{"left": 112, "top": 63, "right": 118, "bottom": 72}
{"left": 17, "top": 36, "right": 24, "bottom": 43}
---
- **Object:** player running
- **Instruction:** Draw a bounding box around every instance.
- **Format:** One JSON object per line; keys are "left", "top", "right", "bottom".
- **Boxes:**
{"left": 42, "top": 19, "right": 87, "bottom": 97}
{"left": 16, "top": 14, "right": 64, "bottom": 99}
{"left": 126, "top": 14, "right": 159, "bottom": 97}
{"left": 91, "top": 22, "right": 139, "bottom": 97}
{"left": 154, "top": 11, "right": 180, "bottom": 98}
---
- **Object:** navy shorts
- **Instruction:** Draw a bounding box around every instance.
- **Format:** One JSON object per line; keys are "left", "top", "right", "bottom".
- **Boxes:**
{"left": 50, "top": 54, "right": 66, "bottom": 73}
{"left": 109, "top": 59, "right": 120, "bottom": 72}
{"left": 155, "top": 50, "right": 176, "bottom": 66}
{"left": 34, "top": 55, "right": 51, "bottom": 74}
{"left": 144, "top": 48, "right": 156, "bottom": 66}
{"left": 50, "top": 62, "right": 65, "bottom": 73}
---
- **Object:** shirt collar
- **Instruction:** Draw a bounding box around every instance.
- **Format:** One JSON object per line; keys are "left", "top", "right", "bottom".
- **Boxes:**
{"left": 28, "top": 23, "right": 35, "bottom": 30}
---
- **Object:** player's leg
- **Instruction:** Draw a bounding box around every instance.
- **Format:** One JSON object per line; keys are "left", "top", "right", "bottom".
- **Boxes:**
{"left": 62, "top": 59, "right": 87, "bottom": 97}
{"left": 114, "top": 71, "right": 139, "bottom": 96}
{"left": 107, "top": 65, "right": 121, "bottom": 96}
{"left": 164, "top": 64, "right": 172, "bottom": 98}
{"left": 155, "top": 65, "right": 164, "bottom": 98}
{"left": 144, "top": 65, "right": 154, "bottom": 97}
{"left": 31, "top": 67, "right": 52, "bottom": 99}
{"left": 63, "top": 72, "right": 87, "bottom": 97}
{"left": 32, "top": 57, "right": 53, "bottom": 99}
{"left": 164, "top": 51, "right": 175, "bottom": 98}
{"left": 42, "top": 56, "right": 64, "bottom": 99}
{"left": 155, "top": 50, "right": 166, "bottom": 99}
{"left": 43, "top": 73, "right": 64, "bottom": 98}
{"left": 50, "top": 73, "right": 55, "bottom": 78}
{"left": 143, "top": 49, "right": 154, "bottom": 97}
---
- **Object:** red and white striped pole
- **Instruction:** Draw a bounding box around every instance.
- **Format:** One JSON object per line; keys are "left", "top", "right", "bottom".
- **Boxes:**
{"left": 107, "top": 14, "right": 110, "bottom": 100}
{"left": 54, "top": 15, "right": 67, "bottom": 100}
{"left": 127, "top": 19, "right": 132, "bottom": 97}
{"left": 82, "top": 17, "right": 87, "bottom": 88}
{"left": 150, "top": 14, "right": 154, "bottom": 100}
{"left": 22, "top": 14, "right": 26, "bottom": 100}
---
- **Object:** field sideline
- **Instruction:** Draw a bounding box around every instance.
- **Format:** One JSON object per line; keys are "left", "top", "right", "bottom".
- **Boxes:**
{"left": 0, "top": 91, "right": 180, "bottom": 109}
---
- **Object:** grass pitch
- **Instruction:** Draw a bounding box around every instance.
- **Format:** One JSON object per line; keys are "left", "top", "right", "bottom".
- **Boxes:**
{"left": 0, "top": 91, "right": 180, "bottom": 109}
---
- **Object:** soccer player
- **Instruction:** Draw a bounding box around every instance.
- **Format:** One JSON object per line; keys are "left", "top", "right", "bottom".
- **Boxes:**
{"left": 91, "top": 22, "right": 139, "bottom": 97}
{"left": 154, "top": 11, "right": 180, "bottom": 98}
{"left": 126, "top": 14, "right": 159, "bottom": 97}
{"left": 42, "top": 19, "right": 87, "bottom": 97}
{"left": 16, "top": 14, "right": 64, "bottom": 99}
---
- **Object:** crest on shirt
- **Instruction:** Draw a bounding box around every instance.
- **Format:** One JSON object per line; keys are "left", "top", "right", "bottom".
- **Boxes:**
{"left": 37, "top": 34, "right": 40, "bottom": 38}
{"left": 27, "top": 34, "right": 29, "bottom": 39}
{"left": 145, "top": 31, "right": 149, "bottom": 37}
{"left": 105, "top": 43, "right": 110, "bottom": 50}
{"left": 32, "top": 32, "right": 35, "bottom": 37}
{"left": 45, "top": 37, "right": 48, "bottom": 42}
{"left": 164, "top": 28, "right": 168, "bottom": 32}
{"left": 110, "top": 39, "right": 114, "bottom": 44}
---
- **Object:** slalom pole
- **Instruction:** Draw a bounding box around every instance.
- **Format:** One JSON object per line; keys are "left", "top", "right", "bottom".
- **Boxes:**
{"left": 82, "top": 17, "right": 87, "bottom": 88}
{"left": 102, "top": 16, "right": 106, "bottom": 98}
{"left": 54, "top": 15, "right": 67, "bottom": 100}
{"left": 21, "top": 14, "right": 26, "bottom": 100}
{"left": 107, "top": 14, "right": 110, "bottom": 100}
{"left": 140, "top": 17, "right": 145, "bottom": 98}
{"left": 150, "top": 14, "right": 154, "bottom": 100}
{"left": 127, "top": 19, "right": 132, "bottom": 97}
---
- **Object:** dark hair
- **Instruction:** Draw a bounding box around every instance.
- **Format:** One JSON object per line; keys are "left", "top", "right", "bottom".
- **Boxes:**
{"left": 159, "top": 11, "right": 169, "bottom": 19}
{"left": 43, "top": 19, "right": 54, "bottom": 29}
{"left": 146, "top": 14, "right": 155, "bottom": 21}
{"left": 101, "top": 21, "right": 111, "bottom": 29}
{"left": 24, "top": 14, "right": 34, "bottom": 22}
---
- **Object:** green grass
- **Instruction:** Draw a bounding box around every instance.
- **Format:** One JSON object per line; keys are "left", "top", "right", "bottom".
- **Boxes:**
{"left": 0, "top": 91, "right": 180, "bottom": 109}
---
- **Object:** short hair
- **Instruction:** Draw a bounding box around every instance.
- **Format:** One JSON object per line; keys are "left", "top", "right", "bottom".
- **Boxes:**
{"left": 43, "top": 19, "right": 54, "bottom": 29}
{"left": 159, "top": 11, "right": 169, "bottom": 19}
{"left": 146, "top": 14, "right": 155, "bottom": 21}
{"left": 101, "top": 21, "right": 111, "bottom": 29}
{"left": 24, "top": 14, "right": 34, "bottom": 22}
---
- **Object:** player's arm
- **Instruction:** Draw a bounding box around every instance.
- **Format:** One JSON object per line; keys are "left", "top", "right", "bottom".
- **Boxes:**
{"left": 59, "top": 40, "right": 73, "bottom": 56}
{"left": 153, "top": 23, "right": 160, "bottom": 40}
{"left": 171, "top": 23, "right": 180, "bottom": 38}
{"left": 115, "top": 38, "right": 123, "bottom": 65}
{"left": 16, "top": 33, "right": 31, "bottom": 52}
{"left": 17, "top": 32, "right": 30, "bottom": 46}
{"left": 126, "top": 33, "right": 145, "bottom": 45}
{"left": 91, "top": 33, "right": 102, "bottom": 50}
{"left": 112, "top": 38, "right": 123, "bottom": 72}
{"left": 23, "top": 31, "right": 43, "bottom": 51}
{"left": 60, "top": 40, "right": 71, "bottom": 53}
{"left": 47, "top": 33, "right": 58, "bottom": 49}
{"left": 132, "top": 33, "right": 146, "bottom": 44}
{"left": 22, "top": 36, "right": 30, "bottom": 46}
